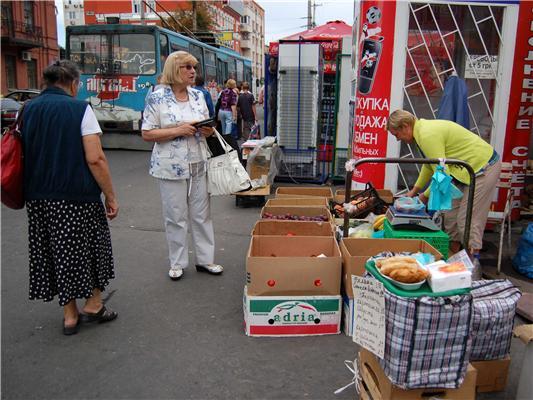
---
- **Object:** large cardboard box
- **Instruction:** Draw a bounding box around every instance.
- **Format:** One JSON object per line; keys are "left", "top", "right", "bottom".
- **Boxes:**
{"left": 260, "top": 205, "right": 332, "bottom": 223}
{"left": 335, "top": 188, "right": 394, "bottom": 204}
{"left": 243, "top": 286, "right": 341, "bottom": 336}
{"left": 246, "top": 236, "right": 342, "bottom": 296}
{"left": 471, "top": 357, "right": 511, "bottom": 393}
{"left": 252, "top": 220, "right": 334, "bottom": 237}
{"left": 340, "top": 238, "right": 443, "bottom": 298}
{"left": 359, "top": 349, "right": 477, "bottom": 400}
{"left": 265, "top": 197, "right": 329, "bottom": 207}
{"left": 275, "top": 186, "right": 333, "bottom": 199}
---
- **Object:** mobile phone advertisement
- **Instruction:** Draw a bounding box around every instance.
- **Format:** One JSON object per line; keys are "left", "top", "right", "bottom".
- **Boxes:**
{"left": 352, "top": 0, "right": 397, "bottom": 188}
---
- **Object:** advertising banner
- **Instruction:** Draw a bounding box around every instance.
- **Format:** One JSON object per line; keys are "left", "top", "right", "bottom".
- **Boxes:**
{"left": 501, "top": 1, "right": 533, "bottom": 218}
{"left": 351, "top": 0, "right": 397, "bottom": 188}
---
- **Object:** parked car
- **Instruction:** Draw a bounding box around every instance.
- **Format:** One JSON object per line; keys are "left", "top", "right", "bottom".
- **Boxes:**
{"left": 4, "top": 89, "right": 40, "bottom": 103}
{"left": 1, "top": 98, "right": 22, "bottom": 131}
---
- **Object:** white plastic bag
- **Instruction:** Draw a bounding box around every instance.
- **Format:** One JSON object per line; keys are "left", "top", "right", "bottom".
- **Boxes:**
{"left": 207, "top": 130, "right": 251, "bottom": 196}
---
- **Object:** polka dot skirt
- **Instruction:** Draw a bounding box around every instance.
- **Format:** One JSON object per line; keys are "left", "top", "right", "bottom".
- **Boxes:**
{"left": 27, "top": 199, "right": 115, "bottom": 306}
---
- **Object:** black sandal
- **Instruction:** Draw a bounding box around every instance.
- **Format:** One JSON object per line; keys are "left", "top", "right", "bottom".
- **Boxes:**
{"left": 81, "top": 306, "right": 118, "bottom": 324}
{"left": 63, "top": 318, "right": 81, "bottom": 336}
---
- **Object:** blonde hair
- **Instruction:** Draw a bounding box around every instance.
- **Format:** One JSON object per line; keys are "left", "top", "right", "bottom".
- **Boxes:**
{"left": 386, "top": 110, "right": 417, "bottom": 131}
{"left": 226, "top": 79, "right": 236, "bottom": 89}
{"left": 161, "top": 51, "right": 198, "bottom": 85}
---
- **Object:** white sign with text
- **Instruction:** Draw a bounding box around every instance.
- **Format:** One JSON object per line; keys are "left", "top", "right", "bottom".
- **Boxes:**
{"left": 465, "top": 55, "right": 498, "bottom": 79}
{"left": 352, "top": 275, "right": 386, "bottom": 359}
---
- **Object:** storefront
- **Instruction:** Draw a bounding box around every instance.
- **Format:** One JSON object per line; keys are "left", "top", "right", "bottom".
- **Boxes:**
{"left": 349, "top": 0, "right": 532, "bottom": 218}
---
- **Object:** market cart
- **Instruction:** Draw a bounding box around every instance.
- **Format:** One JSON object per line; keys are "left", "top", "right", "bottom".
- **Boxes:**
{"left": 342, "top": 157, "right": 476, "bottom": 251}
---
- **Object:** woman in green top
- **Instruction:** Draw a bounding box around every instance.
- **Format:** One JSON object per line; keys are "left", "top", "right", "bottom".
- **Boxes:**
{"left": 386, "top": 109, "right": 501, "bottom": 259}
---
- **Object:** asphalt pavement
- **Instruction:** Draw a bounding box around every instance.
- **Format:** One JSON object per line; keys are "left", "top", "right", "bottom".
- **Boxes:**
{"left": 1, "top": 149, "right": 529, "bottom": 400}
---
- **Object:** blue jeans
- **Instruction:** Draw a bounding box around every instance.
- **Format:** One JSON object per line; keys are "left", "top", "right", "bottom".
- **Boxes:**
{"left": 218, "top": 110, "right": 234, "bottom": 135}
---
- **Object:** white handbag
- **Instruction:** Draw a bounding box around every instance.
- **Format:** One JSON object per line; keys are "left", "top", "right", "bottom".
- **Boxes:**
{"left": 207, "top": 130, "right": 251, "bottom": 196}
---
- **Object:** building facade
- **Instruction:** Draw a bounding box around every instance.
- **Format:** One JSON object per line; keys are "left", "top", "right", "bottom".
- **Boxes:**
{"left": 63, "top": 0, "right": 85, "bottom": 27}
{"left": 83, "top": 0, "right": 242, "bottom": 53}
{"left": 0, "top": 1, "right": 59, "bottom": 94}
{"left": 238, "top": 0, "right": 264, "bottom": 90}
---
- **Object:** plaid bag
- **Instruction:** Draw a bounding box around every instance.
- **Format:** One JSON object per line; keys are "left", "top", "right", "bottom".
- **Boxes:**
{"left": 470, "top": 279, "right": 521, "bottom": 361}
{"left": 379, "top": 289, "right": 473, "bottom": 389}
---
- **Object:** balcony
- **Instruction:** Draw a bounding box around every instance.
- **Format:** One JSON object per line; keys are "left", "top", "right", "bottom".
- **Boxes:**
{"left": 240, "top": 22, "right": 251, "bottom": 33}
{"left": 1, "top": 19, "right": 43, "bottom": 48}
{"left": 241, "top": 38, "right": 251, "bottom": 49}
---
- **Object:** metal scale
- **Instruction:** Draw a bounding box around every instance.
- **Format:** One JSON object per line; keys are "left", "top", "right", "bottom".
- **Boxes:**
{"left": 385, "top": 206, "right": 442, "bottom": 231}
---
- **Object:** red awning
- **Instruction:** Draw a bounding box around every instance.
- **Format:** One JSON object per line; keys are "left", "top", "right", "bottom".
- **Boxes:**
{"left": 281, "top": 20, "right": 352, "bottom": 41}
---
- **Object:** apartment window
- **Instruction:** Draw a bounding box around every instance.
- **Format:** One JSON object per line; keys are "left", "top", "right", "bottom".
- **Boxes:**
{"left": 27, "top": 59, "right": 38, "bottom": 89}
{"left": 23, "top": 1, "right": 34, "bottom": 29}
{"left": 5, "top": 55, "right": 17, "bottom": 89}
{"left": 132, "top": 0, "right": 141, "bottom": 14}
{"left": 69, "top": 11, "right": 76, "bottom": 19}
{"left": 146, "top": 0, "right": 155, "bottom": 12}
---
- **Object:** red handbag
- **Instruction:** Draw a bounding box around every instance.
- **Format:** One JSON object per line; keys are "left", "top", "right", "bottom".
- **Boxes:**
{"left": 1, "top": 106, "right": 25, "bottom": 209}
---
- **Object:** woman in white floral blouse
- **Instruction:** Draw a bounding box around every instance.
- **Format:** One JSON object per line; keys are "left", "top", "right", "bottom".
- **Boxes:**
{"left": 142, "top": 51, "right": 223, "bottom": 280}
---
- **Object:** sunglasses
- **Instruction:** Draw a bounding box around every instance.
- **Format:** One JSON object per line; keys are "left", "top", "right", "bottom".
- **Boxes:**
{"left": 179, "top": 65, "right": 197, "bottom": 71}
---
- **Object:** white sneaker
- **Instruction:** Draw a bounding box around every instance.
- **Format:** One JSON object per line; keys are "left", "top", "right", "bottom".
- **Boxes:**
{"left": 168, "top": 267, "right": 184, "bottom": 280}
{"left": 196, "top": 264, "right": 223, "bottom": 275}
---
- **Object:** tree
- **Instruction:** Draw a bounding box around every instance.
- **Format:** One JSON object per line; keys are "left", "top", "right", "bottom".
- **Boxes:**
{"left": 165, "top": 1, "right": 214, "bottom": 33}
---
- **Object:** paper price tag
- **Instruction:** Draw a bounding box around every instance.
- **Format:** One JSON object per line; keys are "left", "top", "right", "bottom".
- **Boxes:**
{"left": 352, "top": 275, "right": 386, "bottom": 359}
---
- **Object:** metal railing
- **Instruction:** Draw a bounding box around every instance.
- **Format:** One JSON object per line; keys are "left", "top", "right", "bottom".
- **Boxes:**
{"left": 1, "top": 19, "right": 43, "bottom": 47}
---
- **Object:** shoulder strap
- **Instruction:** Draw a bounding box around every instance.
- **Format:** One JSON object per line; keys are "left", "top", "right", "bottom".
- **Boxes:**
{"left": 10, "top": 102, "right": 27, "bottom": 134}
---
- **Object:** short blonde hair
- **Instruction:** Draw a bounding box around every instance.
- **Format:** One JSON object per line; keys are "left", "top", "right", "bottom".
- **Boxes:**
{"left": 386, "top": 109, "right": 417, "bottom": 131}
{"left": 161, "top": 51, "right": 198, "bottom": 85}
{"left": 226, "top": 79, "right": 236, "bottom": 89}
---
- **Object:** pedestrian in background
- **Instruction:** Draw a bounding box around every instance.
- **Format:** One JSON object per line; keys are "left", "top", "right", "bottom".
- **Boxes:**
{"left": 21, "top": 60, "right": 119, "bottom": 335}
{"left": 217, "top": 79, "right": 238, "bottom": 137}
{"left": 142, "top": 51, "right": 223, "bottom": 280}
{"left": 194, "top": 74, "right": 215, "bottom": 118}
{"left": 237, "top": 81, "right": 257, "bottom": 141}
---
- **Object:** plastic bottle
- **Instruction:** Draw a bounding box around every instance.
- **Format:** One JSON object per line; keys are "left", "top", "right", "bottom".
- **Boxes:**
{"left": 471, "top": 254, "right": 482, "bottom": 281}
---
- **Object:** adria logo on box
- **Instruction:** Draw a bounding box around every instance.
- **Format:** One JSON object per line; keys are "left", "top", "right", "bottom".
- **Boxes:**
{"left": 267, "top": 301, "right": 321, "bottom": 325}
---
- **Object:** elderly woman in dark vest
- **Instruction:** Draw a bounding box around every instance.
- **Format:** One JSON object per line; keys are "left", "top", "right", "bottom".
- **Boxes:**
{"left": 22, "top": 60, "right": 119, "bottom": 335}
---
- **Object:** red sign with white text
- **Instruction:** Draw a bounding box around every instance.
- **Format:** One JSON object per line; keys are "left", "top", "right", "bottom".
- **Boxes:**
{"left": 352, "top": 0, "right": 396, "bottom": 188}
{"left": 501, "top": 2, "right": 533, "bottom": 219}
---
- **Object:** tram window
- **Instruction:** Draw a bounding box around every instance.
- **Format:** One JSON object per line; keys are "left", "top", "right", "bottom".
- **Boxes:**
{"left": 236, "top": 60, "right": 244, "bottom": 83}
{"left": 170, "top": 42, "right": 187, "bottom": 53}
{"left": 189, "top": 44, "right": 204, "bottom": 77}
{"left": 159, "top": 34, "right": 169, "bottom": 66}
{"left": 204, "top": 49, "right": 217, "bottom": 88}
{"left": 227, "top": 58, "right": 236, "bottom": 80}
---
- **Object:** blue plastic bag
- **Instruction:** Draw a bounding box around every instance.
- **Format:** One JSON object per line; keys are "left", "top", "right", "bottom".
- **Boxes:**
{"left": 513, "top": 223, "right": 533, "bottom": 278}
{"left": 428, "top": 165, "right": 463, "bottom": 211}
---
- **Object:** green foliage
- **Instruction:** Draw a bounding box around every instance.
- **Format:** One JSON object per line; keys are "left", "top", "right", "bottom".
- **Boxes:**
{"left": 165, "top": 1, "right": 214, "bottom": 33}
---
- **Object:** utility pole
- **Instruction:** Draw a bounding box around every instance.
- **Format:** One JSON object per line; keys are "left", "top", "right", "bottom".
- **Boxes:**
{"left": 307, "top": 0, "right": 312, "bottom": 30}
{"left": 140, "top": 0, "right": 146, "bottom": 25}
{"left": 192, "top": 1, "right": 197, "bottom": 32}
{"left": 312, "top": 1, "right": 322, "bottom": 28}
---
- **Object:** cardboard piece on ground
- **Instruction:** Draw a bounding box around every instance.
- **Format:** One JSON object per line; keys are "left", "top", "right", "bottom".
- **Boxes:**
{"left": 471, "top": 357, "right": 510, "bottom": 393}
{"left": 275, "top": 186, "right": 333, "bottom": 199}
{"left": 236, "top": 184, "right": 270, "bottom": 197}
{"left": 340, "top": 238, "right": 442, "bottom": 298}
{"left": 261, "top": 205, "right": 332, "bottom": 223}
{"left": 517, "top": 292, "right": 533, "bottom": 321}
{"left": 514, "top": 324, "right": 533, "bottom": 399}
{"left": 246, "top": 236, "right": 342, "bottom": 296}
{"left": 335, "top": 188, "right": 394, "bottom": 204}
{"left": 243, "top": 286, "right": 341, "bottom": 336}
{"left": 252, "top": 220, "right": 334, "bottom": 237}
{"left": 265, "top": 197, "right": 329, "bottom": 207}
{"left": 359, "top": 349, "right": 477, "bottom": 400}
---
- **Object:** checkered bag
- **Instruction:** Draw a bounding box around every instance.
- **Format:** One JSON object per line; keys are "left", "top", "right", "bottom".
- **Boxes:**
{"left": 379, "top": 289, "right": 473, "bottom": 389}
{"left": 470, "top": 279, "right": 521, "bottom": 361}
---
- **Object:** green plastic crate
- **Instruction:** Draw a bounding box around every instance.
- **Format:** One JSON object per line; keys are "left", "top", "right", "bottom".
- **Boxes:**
{"left": 383, "top": 220, "right": 449, "bottom": 259}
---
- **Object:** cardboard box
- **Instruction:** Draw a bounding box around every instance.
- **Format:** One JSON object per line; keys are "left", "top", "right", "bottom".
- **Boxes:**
{"left": 260, "top": 205, "right": 332, "bottom": 223}
{"left": 265, "top": 197, "right": 329, "bottom": 207}
{"left": 252, "top": 220, "right": 334, "bottom": 237}
{"left": 471, "top": 357, "right": 511, "bottom": 393}
{"left": 335, "top": 188, "right": 394, "bottom": 204}
{"left": 237, "top": 185, "right": 271, "bottom": 197}
{"left": 275, "top": 186, "right": 333, "bottom": 200}
{"left": 359, "top": 349, "right": 477, "bottom": 400}
{"left": 514, "top": 324, "right": 533, "bottom": 399}
{"left": 342, "top": 295, "right": 355, "bottom": 337}
{"left": 246, "top": 236, "right": 342, "bottom": 296}
{"left": 340, "top": 238, "right": 443, "bottom": 298}
{"left": 243, "top": 286, "right": 341, "bottom": 336}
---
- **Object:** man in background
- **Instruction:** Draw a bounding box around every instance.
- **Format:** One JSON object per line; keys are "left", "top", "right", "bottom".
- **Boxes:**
{"left": 237, "top": 82, "right": 257, "bottom": 141}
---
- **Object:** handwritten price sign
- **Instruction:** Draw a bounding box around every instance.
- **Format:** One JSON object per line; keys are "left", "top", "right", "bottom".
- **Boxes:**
{"left": 352, "top": 276, "right": 386, "bottom": 359}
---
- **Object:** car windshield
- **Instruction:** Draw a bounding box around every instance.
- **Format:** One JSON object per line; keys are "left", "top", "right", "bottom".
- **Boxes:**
{"left": 69, "top": 33, "right": 156, "bottom": 75}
